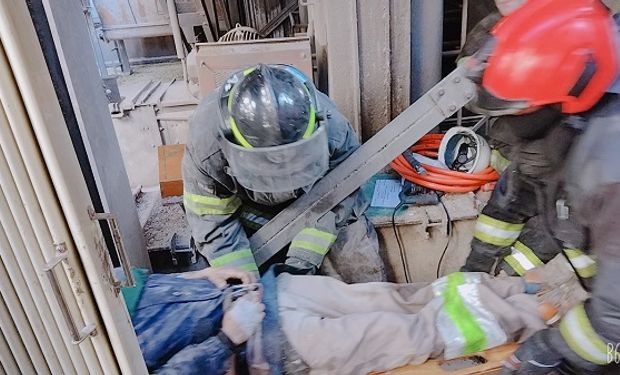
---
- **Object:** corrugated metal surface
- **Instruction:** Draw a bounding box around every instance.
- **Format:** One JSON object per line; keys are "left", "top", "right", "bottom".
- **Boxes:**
{"left": 0, "top": 47, "right": 95, "bottom": 375}
{"left": 0, "top": 0, "right": 147, "bottom": 372}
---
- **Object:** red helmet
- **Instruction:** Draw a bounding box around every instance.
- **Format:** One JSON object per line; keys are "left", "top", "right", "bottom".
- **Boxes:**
{"left": 467, "top": 0, "right": 619, "bottom": 115}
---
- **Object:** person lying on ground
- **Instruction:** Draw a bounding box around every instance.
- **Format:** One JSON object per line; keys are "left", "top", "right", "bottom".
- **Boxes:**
{"left": 121, "top": 256, "right": 584, "bottom": 375}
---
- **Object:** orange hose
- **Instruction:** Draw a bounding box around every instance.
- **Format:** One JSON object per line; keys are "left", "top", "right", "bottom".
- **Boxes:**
{"left": 390, "top": 134, "right": 499, "bottom": 193}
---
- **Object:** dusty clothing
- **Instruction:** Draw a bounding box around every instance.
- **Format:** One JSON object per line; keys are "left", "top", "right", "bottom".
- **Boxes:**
{"left": 183, "top": 90, "right": 385, "bottom": 282}
{"left": 131, "top": 274, "right": 230, "bottom": 374}
{"left": 546, "top": 95, "right": 620, "bottom": 371}
{"left": 461, "top": 113, "right": 594, "bottom": 278}
{"left": 130, "top": 262, "right": 583, "bottom": 375}
{"left": 458, "top": 12, "right": 573, "bottom": 278}
{"left": 466, "top": 94, "right": 620, "bottom": 372}
{"left": 276, "top": 273, "right": 544, "bottom": 375}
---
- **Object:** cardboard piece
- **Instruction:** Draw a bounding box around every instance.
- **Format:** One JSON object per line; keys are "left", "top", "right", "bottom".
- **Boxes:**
{"left": 158, "top": 144, "right": 185, "bottom": 197}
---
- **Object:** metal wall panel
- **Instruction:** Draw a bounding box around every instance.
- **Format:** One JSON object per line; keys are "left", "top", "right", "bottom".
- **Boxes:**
{"left": 0, "top": 319, "right": 20, "bottom": 375}
{"left": 40, "top": 0, "right": 149, "bottom": 269}
{"left": 0, "top": 259, "right": 42, "bottom": 374}
{"left": 304, "top": 0, "right": 414, "bottom": 140}
{"left": 0, "top": 0, "right": 147, "bottom": 372}
{"left": 196, "top": 36, "right": 313, "bottom": 96}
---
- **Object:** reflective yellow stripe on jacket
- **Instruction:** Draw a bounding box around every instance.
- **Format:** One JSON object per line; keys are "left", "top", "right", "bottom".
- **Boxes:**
{"left": 504, "top": 241, "right": 543, "bottom": 276}
{"left": 474, "top": 215, "right": 524, "bottom": 247}
{"left": 288, "top": 227, "right": 337, "bottom": 266}
{"left": 560, "top": 304, "right": 615, "bottom": 365}
{"left": 564, "top": 248, "right": 597, "bottom": 279}
{"left": 183, "top": 191, "right": 242, "bottom": 216}
{"left": 209, "top": 249, "right": 258, "bottom": 272}
{"left": 432, "top": 273, "right": 507, "bottom": 359}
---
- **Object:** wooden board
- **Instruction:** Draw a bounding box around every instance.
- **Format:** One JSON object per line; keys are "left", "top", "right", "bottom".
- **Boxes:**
{"left": 158, "top": 144, "right": 185, "bottom": 197}
{"left": 376, "top": 343, "right": 518, "bottom": 375}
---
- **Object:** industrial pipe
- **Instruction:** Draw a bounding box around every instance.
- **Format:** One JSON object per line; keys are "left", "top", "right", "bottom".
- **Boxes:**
{"left": 410, "top": 0, "right": 444, "bottom": 101}
{"left": 166, "top": 0, "right": 188, "bottom": 82}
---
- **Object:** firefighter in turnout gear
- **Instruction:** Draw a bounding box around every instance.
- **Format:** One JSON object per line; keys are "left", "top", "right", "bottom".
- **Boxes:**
{"left": 460, "top": 0, "right": 620, "bottom": 373}
{"left": 182, "top": 64, "right": 386, "bottom": 282}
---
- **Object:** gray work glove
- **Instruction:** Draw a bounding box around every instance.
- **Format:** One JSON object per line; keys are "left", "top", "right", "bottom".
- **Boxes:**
{"left": 285, "top": 212, "right": 337, "bottom": 274}
{"left": 501, "top": 330, "right": 563, "bottom": 375}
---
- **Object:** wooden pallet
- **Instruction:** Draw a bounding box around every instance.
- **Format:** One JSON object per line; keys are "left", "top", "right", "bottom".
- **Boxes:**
{"left": 376, "top": 343, "right": 518, "bottom": 375}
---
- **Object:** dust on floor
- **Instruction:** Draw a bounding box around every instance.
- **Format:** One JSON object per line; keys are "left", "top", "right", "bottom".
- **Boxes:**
{"left": 117, "top": 62, "right": 183, "bottom": 87}
{"left": 137, "top": 190, "right": 191, "bottom": 250}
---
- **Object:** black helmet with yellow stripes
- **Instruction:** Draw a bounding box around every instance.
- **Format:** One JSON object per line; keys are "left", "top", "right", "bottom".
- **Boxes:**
{"left": 219, "top": 64, "right": 319, "bottom": 148}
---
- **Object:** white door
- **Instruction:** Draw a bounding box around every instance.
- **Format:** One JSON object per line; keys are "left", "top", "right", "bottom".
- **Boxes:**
{"left": 0, "top": 0, "right": 147, "bottom": 373}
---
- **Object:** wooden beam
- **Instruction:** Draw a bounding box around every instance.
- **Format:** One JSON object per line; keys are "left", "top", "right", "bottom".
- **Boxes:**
{"left": 374, "top": 343, "right": 518, "bottom": 375}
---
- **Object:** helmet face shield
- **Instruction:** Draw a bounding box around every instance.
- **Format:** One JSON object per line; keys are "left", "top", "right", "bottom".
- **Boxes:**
{"left": 217, "top": 64, "right": 329, "bottom": 193}
{"left": 219, "top": 64, "right": 320, "bottom": 148}
{"left": 219, "top": 125, "right": 329, "bottom": 193}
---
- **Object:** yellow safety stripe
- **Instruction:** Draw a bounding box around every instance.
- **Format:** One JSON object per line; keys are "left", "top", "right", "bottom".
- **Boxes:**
{"left": 474, "top": 215, "right": 524, "bottom": 247}
{"left": 560, "top": 304, "right": 615, "bottom": 365}
{"left": 564, "top": 248, "right": 597, "bottom": 278}
{"left": 504, "top": 241, "right": 544, "bottom": 276}
{"left": 238, "top": 263, "right": 259, "bottom": 272}
{"left": 477, "top": 215, "right": 524, "bottom": 231}
{"left": 302, "top": 106, "right": 317, "bottom": 139}
{"left": 442, "top": 273, "right": 487, "bottom": 354}
{"left": 228, "top": 117, "right": 253, "bottom": 149}
{"left": 210, "top": 249, "right": 255, "bottom": 268}
{"left": 299, "top": 77, "right": 317, "bottom": 140}
{"left": 474, "top": 231, "right": 518, "bottom": 247}
{"left": 300, "top": 228, "right": 337, "bottom": 243}
{"left": 184, "top": 191, "right": 238, "bottom": 206}
{"left": 290, "top": 240, "right": 330, "bottom": 256}
{"left": 184, "top": 191, "right": 241, "bottom": 215}
{"left": 490, "top": 149, "right": 511, "bottom": 174}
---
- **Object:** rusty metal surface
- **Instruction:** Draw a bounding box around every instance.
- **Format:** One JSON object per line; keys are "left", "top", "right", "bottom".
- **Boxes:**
{"left": 195, "top": 36, "right": 312, "bottom": 96}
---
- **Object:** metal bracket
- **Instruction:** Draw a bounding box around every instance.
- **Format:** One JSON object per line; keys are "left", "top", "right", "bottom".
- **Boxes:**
{"left": 44, "top": 242, "right": 97, "bottom": 344}
{"left": 249, "top": 67, "right": 475, "bottom": 266}
{"left": 88, "top": 207, "right": 135, "bottom": 288}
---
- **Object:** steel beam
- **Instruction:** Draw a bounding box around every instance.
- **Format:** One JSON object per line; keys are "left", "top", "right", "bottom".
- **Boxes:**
{"left": 250, "top": 67, "right": 475, "bottom": 265}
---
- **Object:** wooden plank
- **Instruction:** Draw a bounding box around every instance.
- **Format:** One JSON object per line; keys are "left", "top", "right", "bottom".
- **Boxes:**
{"left": 376, "top": 343, "right": 518, "bottom": 375}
